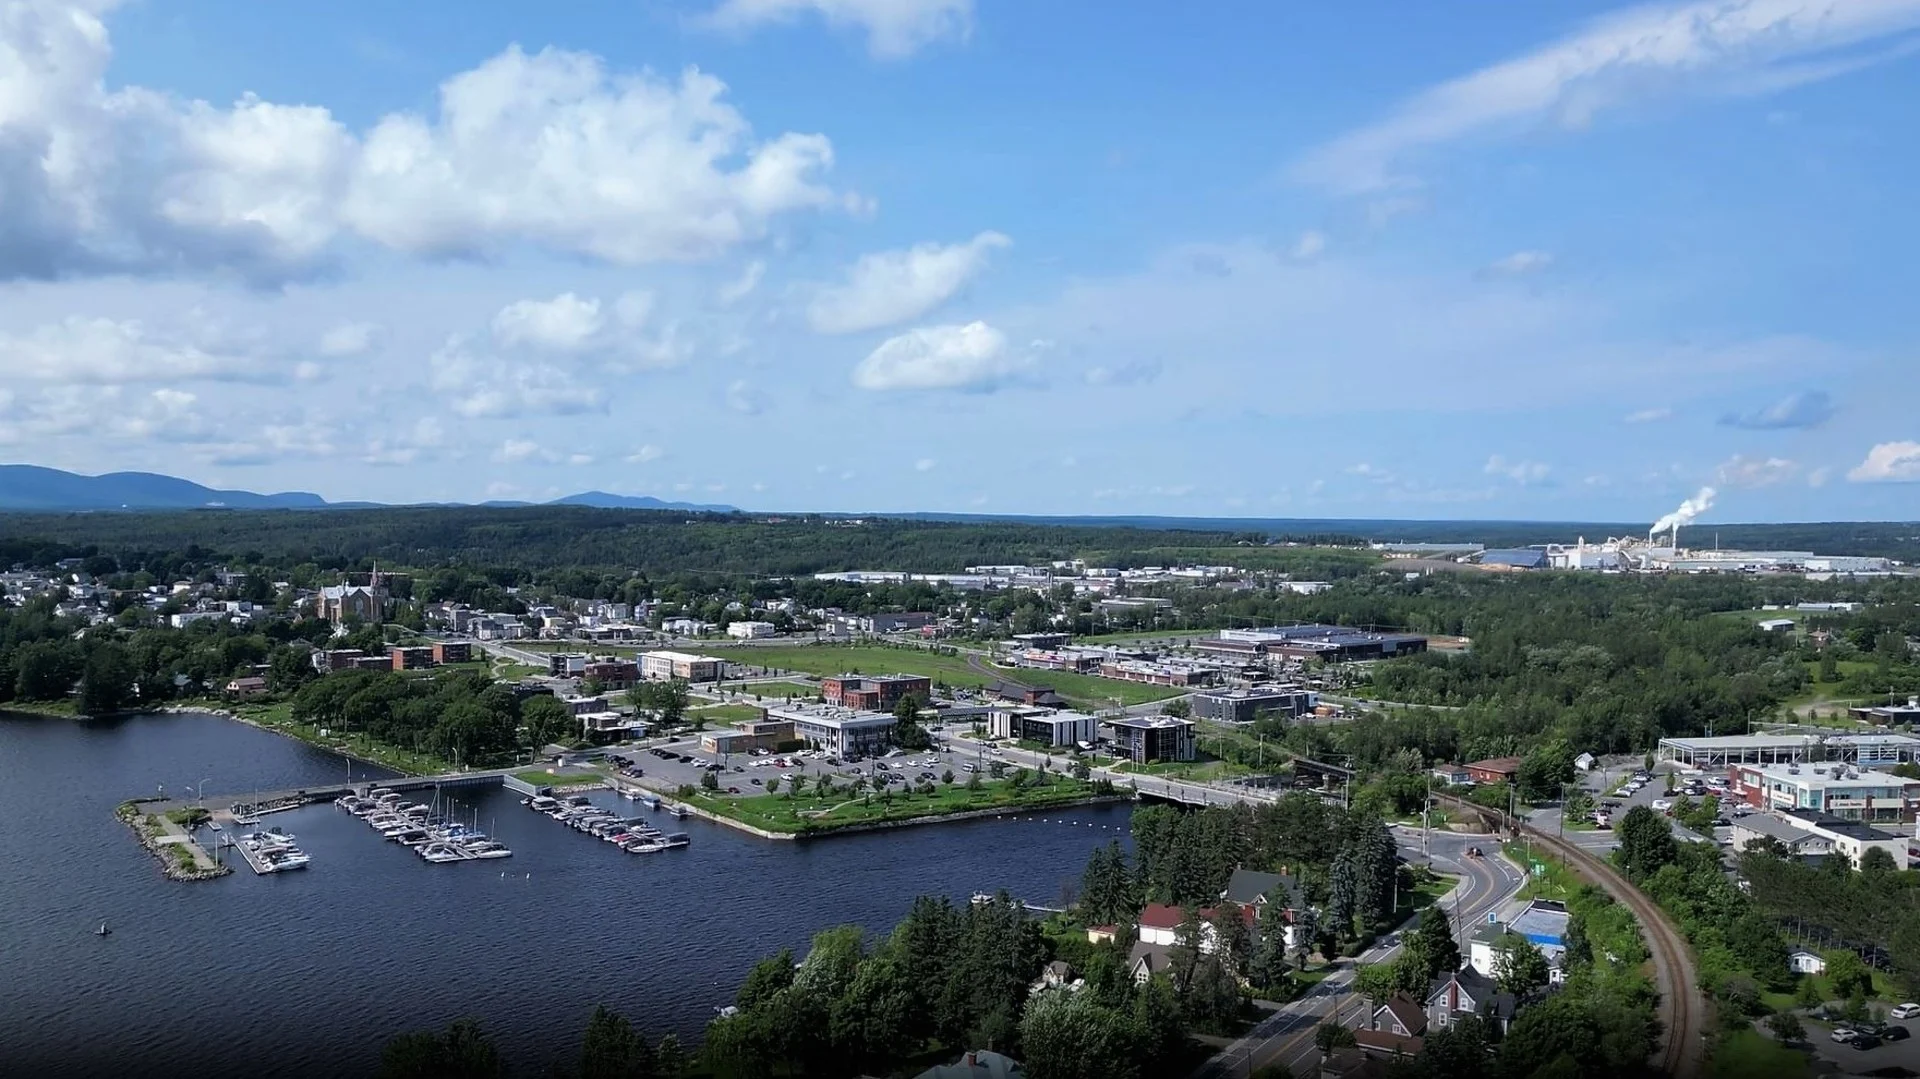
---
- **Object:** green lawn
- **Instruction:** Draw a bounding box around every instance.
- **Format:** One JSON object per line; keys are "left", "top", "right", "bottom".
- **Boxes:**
{"left": 691, "top": 703, "right": 765, "bottom": 725}
{"left": 1709, "top": 1030, "right": 1808, "bottom": 1079}
{"left": 707, "top": 643, "right": 1185, "bottom": 709}
{"left": 725, "top": 680, "right": 822, "bottom": 700}
{"left": 0, "top": 698, "right": 80, "bottom": 717}
{"left": 690, "top": 774, "right": 1113, "bottom": 834}
{"left": 223, "top": 698, "right": 462, "bottom": 775}
{"left": 1504, "top": 841, "right": 1581, "bottom": 902}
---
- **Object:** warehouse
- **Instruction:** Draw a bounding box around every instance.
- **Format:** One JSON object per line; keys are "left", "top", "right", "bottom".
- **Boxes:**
{"left": 1659, "top": 732, "right": 1920, "bottom": 770}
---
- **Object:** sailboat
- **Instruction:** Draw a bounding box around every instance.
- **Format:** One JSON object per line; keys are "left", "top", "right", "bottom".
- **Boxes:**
{"left": 95, "top": 922, "right": 111, "bottom": 937}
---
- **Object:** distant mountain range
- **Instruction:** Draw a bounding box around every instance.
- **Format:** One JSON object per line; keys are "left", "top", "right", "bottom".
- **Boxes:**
{"left": 0, "top": 466, "right": 738, "bottom": 514}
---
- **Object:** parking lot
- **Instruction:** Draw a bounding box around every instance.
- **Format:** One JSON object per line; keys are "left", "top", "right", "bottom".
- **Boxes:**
{"left": 609, "top": 729, "right": 1003, "bottom": 797}
{"left": 1808, "top": 1012, "right": 1920, "bottom": 1074}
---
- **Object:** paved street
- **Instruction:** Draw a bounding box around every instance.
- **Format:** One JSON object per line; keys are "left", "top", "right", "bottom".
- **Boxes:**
{"left": 1192, "top": 829, "right": 1528, "bottom": 1079}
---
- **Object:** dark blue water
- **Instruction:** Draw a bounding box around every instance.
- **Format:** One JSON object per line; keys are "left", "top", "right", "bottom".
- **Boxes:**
{"left": 0, "top": 711, "right": 1131, "bottom": 1078}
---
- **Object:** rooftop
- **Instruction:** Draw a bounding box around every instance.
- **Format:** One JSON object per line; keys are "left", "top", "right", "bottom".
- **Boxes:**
{"left": 1738, "top": 762, "right": 1916, "bottom": 787}
{"left": 1105, "top": 715, "right": 1196, "bottom": 731}
{"left": 1661, "top": 732, "right": 1920, "bottom": 751}
{"left": 1510, "top": 901, "right": 1570, "bottom": 946}
{"left": 764, "top": 703, "right": 896, "bottom": 729}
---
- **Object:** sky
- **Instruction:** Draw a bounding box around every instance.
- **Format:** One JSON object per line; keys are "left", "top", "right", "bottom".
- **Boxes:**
{"left": 2, "top": 0, "right": 1918, "bottom": 524}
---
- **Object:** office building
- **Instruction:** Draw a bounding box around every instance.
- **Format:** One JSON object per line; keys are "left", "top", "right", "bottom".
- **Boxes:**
{"left": 765, "top": 703, "right": 897, "bottom": 758}
{"left": 640, "top": 651, "right": 725, "bottom": 683}
{"left": 1730, "top": 761, "right": 1920, "bottom": 822}
{"left": 1191, "top": 685, "right": 1318, "bottom": 723}
{"left": 987, "top": 707, "right": 1098, "bottom": 747}
{"left": 821, "top": 674, "right": 931, "bottom": 710}
{"left": 1104, "top": 716, "right": 1196, "bottom": 763}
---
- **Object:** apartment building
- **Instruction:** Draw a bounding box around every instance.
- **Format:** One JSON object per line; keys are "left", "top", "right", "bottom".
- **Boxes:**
{"left": 640, "top": 651, "right": 725, "bottom": 683}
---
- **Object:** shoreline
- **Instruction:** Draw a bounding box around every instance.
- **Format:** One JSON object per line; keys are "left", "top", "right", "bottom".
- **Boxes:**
{"left": 652, "top": 784, "right": 1133, "bottom": 842}
{"left": 115, "top": 799, "right": 231, "bottom": 883}
{"left": 157, "top": 704, "right": 423, "bottom": 780}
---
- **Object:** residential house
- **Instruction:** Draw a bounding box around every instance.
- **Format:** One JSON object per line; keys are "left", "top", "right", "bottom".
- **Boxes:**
{"left": 1431, "top": 763, "right": 1473, "bottom": 786}
{"left": 1467, "top": 901, "right": 1569, "bottom": 984}
{"left": 1136, "top": 902, "right": 1252, "bottom": 955}
{"left": 1029, "top": 960, "right": 1080, "bottom": 995}
{"left": 912, "top": 1050, "right": 1025, "bottom": 1079}
{"left": 1464, "top": 757, "right": 1523, "bottom": 785}
{"left": 1221, "top": 868, "right": 1304, "bottom": 947}
{"left": 1127, "top": 940, "right": 1176, "bottom": 985}
{"left": 1425, "top": 968, "right": 1517, "bottom": 1034}
{"left": 224, "top": 676, "right": 268, "bottom": 699}
{"left": 1354, "top": 992, "right": 1426, "bottom": 1058}
{"left": 1789, "top": 951, "right": 1827, "bottom": 975}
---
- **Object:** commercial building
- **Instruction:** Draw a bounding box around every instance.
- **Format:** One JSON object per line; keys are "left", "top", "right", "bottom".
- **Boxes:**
{"left": 1009, "top": 632, "right": 1072, "bottom": 651}
{"left": 987, "top": 707, "right": 1098, "bottom": 747}
{"left": 1660, "top": 732, "right": 1920, "bottom": 770}
{"left": 1008, "top": 648, "right": 1105, "bottom": 673}
{"left": 390, "top": 646, "right": 435, "bottom": 671}
{"left": 1097, "top": 659, "right": 1220, "bottom": 687}
{"left": 431, "top": 642, "right": 471, "bottom": 665}
{"left": 1851, "top": 698, "right": 1920, "bottom": 726}
{"left": 820, "top": 674, "right": 932, "bottom": 710}
{"left": 765, "top": 703, "right": 897, "bottom": 758}
{"left": 701, "top": 718, "right": 797, "bottom": 756}
{"left": 547, "top": 653, "right": 589, "bottom": 677}
{"left": 1728, "top": 812, "right": 1835, "bottom": 860}
{"left": 1104, "top": 716, "right": 1196, "bottom": 763}
{"left": 726, "top": 621, "right": 777, "bottom": 639}
{"left": 1202, "top": 625, "right": 1428, "bottom": 662}
{"left": 1191, "top": 685, "right": 1318, "bottom": 723}
{"left": 584, "top": 660, "right": 640, "bottom": 690}
{"left": 640, "top": 651, "right": 725, "bottom": 683}
{"left": 839, "top": 612, "right": 935, "bottom": 634}
{"left": 1729, "top": 762, "right": 1920, "bottom": 822}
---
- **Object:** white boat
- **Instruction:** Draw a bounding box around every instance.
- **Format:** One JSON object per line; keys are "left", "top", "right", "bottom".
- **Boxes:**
{"left": 624, "top": 841, "right": 666, "bottom": 854}
{"left": 418, "top": 842, "right": 468, "bottom": 864}
{"left": 261, "top": 848, "right": 310, "bottom": 872}
{"left": 464, "top": 841, "right": 513, "bottom": 860}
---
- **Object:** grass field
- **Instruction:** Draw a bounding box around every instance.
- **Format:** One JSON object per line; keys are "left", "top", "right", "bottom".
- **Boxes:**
{"left": 1709, "top": 1030, "right": 1808, "bottom": 1079}
{"left": 690, "top": 703, "right": 765, "bottom": 725}
{"left": 727, "top": 680, "right": 823, "bottom": 700}
{"left": 692, "top": 773, "right": 1111, "bottom": 834}
{"left": 710, "top": 643, "right": 1185, "bottom": 709}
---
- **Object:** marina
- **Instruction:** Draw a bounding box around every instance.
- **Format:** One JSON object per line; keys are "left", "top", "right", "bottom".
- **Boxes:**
{"left": 524, "top": 793, "right": 690, "bottom": 854}
{"left": 231, "top": 828, "right": 312, "bottom": 874}
{"left": 338, "top": 788, "right": 514, "bottom": 864}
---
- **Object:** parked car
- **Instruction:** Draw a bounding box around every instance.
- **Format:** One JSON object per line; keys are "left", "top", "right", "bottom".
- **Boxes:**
{"left": 1849, "top": 1034, "right": 1882, "bottom": 1050}
{"left": 1884, "top": 1026, "right": 1911, "bottom": 1042}
{"left": 1651, "top": 799, "right": 1673, "bottom": 811}
{"left": 1893, "top": 1004, "right": 1920, "bottom": 1020}
{"left": 1831, "top": 1028, "right": 1859, "bottom": 1043}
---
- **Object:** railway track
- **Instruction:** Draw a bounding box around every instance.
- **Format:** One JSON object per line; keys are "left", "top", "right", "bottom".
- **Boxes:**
{"left": 1435, "top": 794, "right": 1706, "bottom": 1079}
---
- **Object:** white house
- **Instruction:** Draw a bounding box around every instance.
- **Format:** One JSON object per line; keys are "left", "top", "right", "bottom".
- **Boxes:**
{"left": 726, "top": 621, "right": 777, "bottom": 639}
{"left": 1789, "top": 950, "right": 1827, "bottom": 975}
{"left": 1574, "top": 752, "right": 1597, "bottom": 772}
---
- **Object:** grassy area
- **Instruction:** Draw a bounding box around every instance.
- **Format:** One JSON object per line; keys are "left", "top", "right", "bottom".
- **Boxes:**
{"left": 690, "top": 703, "right": 765, "bottom": 725}
{"left": 515, "top": 769, "right": 607, "bottom": 789}
{"left": 690, "top": 774, "right": 1114, "bottom": 834}
{"left": 1709, "top": 1030, "right": 1808, "bottom": 1079}
{"left": 724, "top": 680, "right": 822, "bottom": 700}
{"left": 708, "top": 643, "right": 1185, "bottom": 709}
{"left": 494, "top": 662, "right": 544, "bottom": 680}
{"left": 0, "top": 698, "right": 81, "bottom": 717}
{"left": 1504, "top": 841, "right": 1581, "bottom": 902}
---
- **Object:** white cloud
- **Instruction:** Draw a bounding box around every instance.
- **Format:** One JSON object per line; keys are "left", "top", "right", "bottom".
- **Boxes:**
{"left": 702, "top": 0, "right": 973, "bottom": 59}
{"left": 1624, "top": 407, "right": 1674, "bottom": 424}
{"left": 914, "top": 457, "right": 936, "bottom": 472}
{"left": 0, "top": 316, "right": 269, "bottom": 384}
{"left": 205, "top": 422, "right": 339, "bottom": 467}
{"left": 1345, "top": 463, "right": 1395, "bottom": 483}
{"left": 0, "top": 7, "right": 841, "bottom": 281}
{"left": 718, "top": 259, "right": 766, "bottom": 305}
{"left": 626, "top": 444, "right": 667, "bottom": 463}
{"left": 808, "top": 231, "right": 1010, "bottom": 334}
{"left": 488, "top": 291, "right": 689, "bottom": 370}
{"left": 491, "top": 293, "right": 606, "bottom": 353}
{"left": 1484, "top": 454, "right": 1551, "bottom": 484}
{"left": 317, "top": 322, "right": 382, "bottom": 357}
{"left": 429, "top": 337, "right": 607, "bottom": 418}
{"left": 725, "top": 379, "right": 766, "bottom": 415}
{"left": 1482, "top": 250, "right": 1554, "bottom": 277}
{"left": 1806, "top": 466, "right": 1832, "bottom": 488}
{"left": 363, "top": 416, "right": 447, "bottom": 467}
{"left": 492, "top": 438, "right": 592, "bottom": 466}
{"left": 1291, "top": 0, "right": 1920, "bottom": 193}
{"left": 1084, "top": 360, "right": 1162, "bottom": 387}
{"left": 1715, "top": 453, "right": 1799, "bottom": 487}
{"left": 1848, "top": 441, "right": 1920, "bottom": 483}
{"left": 1290, "top": 230, "right": 1327, "bottom": 260}
{"left": 851, "top": 321, "right": 1030, "bottom": 392}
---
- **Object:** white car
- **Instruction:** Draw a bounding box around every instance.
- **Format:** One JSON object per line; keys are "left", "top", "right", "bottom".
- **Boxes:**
{"left": 1831, "top": 1028, "right": 1859, "bottom": 1043}
{"left": 1651, "top": 799, "right": 1673, "bottom": 811}
{"left": 1893, "top": 1004, "right": 1920, "bottom": 1020}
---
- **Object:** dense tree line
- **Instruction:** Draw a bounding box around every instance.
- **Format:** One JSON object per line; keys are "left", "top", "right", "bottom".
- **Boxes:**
{"left": 379, "top": 1007, "right": 686, "bottom": 1079}
{"left": 289, "top": 668, "right": 565, "bottom": 766}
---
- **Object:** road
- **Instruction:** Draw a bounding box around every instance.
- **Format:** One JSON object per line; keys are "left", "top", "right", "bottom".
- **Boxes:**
{"left": 1192, "top": 830, "right": 1527, "bottom": 1079}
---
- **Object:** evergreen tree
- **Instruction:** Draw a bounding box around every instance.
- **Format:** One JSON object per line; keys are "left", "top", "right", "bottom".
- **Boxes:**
{"left": 1406, "top": 904, "right": 1461, "bottom": 982}
{"left": 1327, "top": 853, "right": 1358, "bottom": 937}
{"left": 1246, "top": 895, "right": 1294, "bottom": 992}
{"left": 580, "top": 1005, "right": 656, "bottom": 1079}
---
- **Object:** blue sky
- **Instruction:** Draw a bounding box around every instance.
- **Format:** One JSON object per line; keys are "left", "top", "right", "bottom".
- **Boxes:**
{"left": 2, "top": 0, "right": 1918, "bottom": 524}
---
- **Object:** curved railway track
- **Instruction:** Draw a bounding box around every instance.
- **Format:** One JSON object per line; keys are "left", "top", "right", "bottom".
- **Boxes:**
{"left": 1435, "top": 794, "right": 1705, "bottom": 1079}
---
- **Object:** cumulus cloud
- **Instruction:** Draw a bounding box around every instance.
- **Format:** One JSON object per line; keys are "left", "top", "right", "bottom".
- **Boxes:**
{"left": 702, "top": 0, "right": 973, "bottom": 59}
{"left": 317, "top": 322, "right": 382, "bottom": 358}
{"left": 1848, "top": 441, "right": 1920, "bottom": 483}
{"left": 205, "top": 422, "right": 340, "bottom": 467}
{"left": 851, "top": 321, "right": 1031, "bottom": 392}
{"left": 1291, "top": 0, "right": 1920, "bottom": 193}
{"left": 0, "top": 316, "right": 276, "bottom": 384}
{"left": 1290, "top": 230, "right": 1327, "bottom": 260}
{"left": 1623, "top": 407, "right": 1673, "bottom": 424}
{"left": 717, "top": 260, "right": 766, "bottom": 305}
{"left": 725, "top": 379, "right": 766, "bottom": 415}
{"left": 1719, "top": 389, "right": 1836, "bottom": 430}
{"left": 0, "top": 4, "right": 842, "bottom": 281}
{"left": 1484, "top": 454, "right": 1551, "bottom": 484}
{"left": 428, "top": 338, "right": 607, "bottom": 418}
{"left": 1715, "top": 453, "right": 1799, "bottom": 487}
{"left": 493, "top": 438, "right": 592, "bottom": 466}
{"left": 808, "top": 231, "right": 1010, "bottom": 334}
{"left": 363, "top": 416, "right": 447, "bottom": 467}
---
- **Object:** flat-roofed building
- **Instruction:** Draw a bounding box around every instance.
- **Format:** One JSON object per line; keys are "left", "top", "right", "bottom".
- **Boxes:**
{"left": 764, "top": 703, "right": 896, "bottom": 758}
{"left": 1778, "top": 808, "right": 1911, "bottom": 869}
{"left": 1730, "top": 761, "right": 1920, "bottom": 823}
{"left": 1661, "top": 732, "right": 1920, "bottom": 770}
{"left": 1192, "top": 685, "right": 1318, "bottom": 723}
{"left": 988, "top": 707, "right": 1099, "bottom": 747}
{"left": 548, "top": 652, "right": 589, "bottom": 677}
{"left": 431, "top": 641, "right": 472, "bottom": 665}
{"left": 390, "top": 646, "right": 435, "bottom": 671}
{"left": 640, "top": 650, "right": 724, "bottom": 683}
{"left": 1104, "top": 716, "right": 1196, "bottom": 763}
{"left": 821, "top": 674, "right": 931, "bottom": 711}
{"left": 698, "top": 717, "right": 796, "bottom": 756}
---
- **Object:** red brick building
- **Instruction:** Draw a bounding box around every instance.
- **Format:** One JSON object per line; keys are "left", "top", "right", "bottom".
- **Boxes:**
{"left": 391, "top": 646, "right": 435, "bottom": 671}
{"left": 1464, "top": 756, "right": 1523, "bottom": 785}
{"left": 585, "top": 661, "right": 640, "bottom": 690}
{"left": 821, "top": 674, "right": 932, "bottom": 711}
{"left": 432, "top": 642, "right": 472, "bottom": 665}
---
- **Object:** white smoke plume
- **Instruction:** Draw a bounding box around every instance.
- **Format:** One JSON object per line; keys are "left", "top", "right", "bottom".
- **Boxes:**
{"left": 1651, "top": 487, "right": 1716, "bottom": 538}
